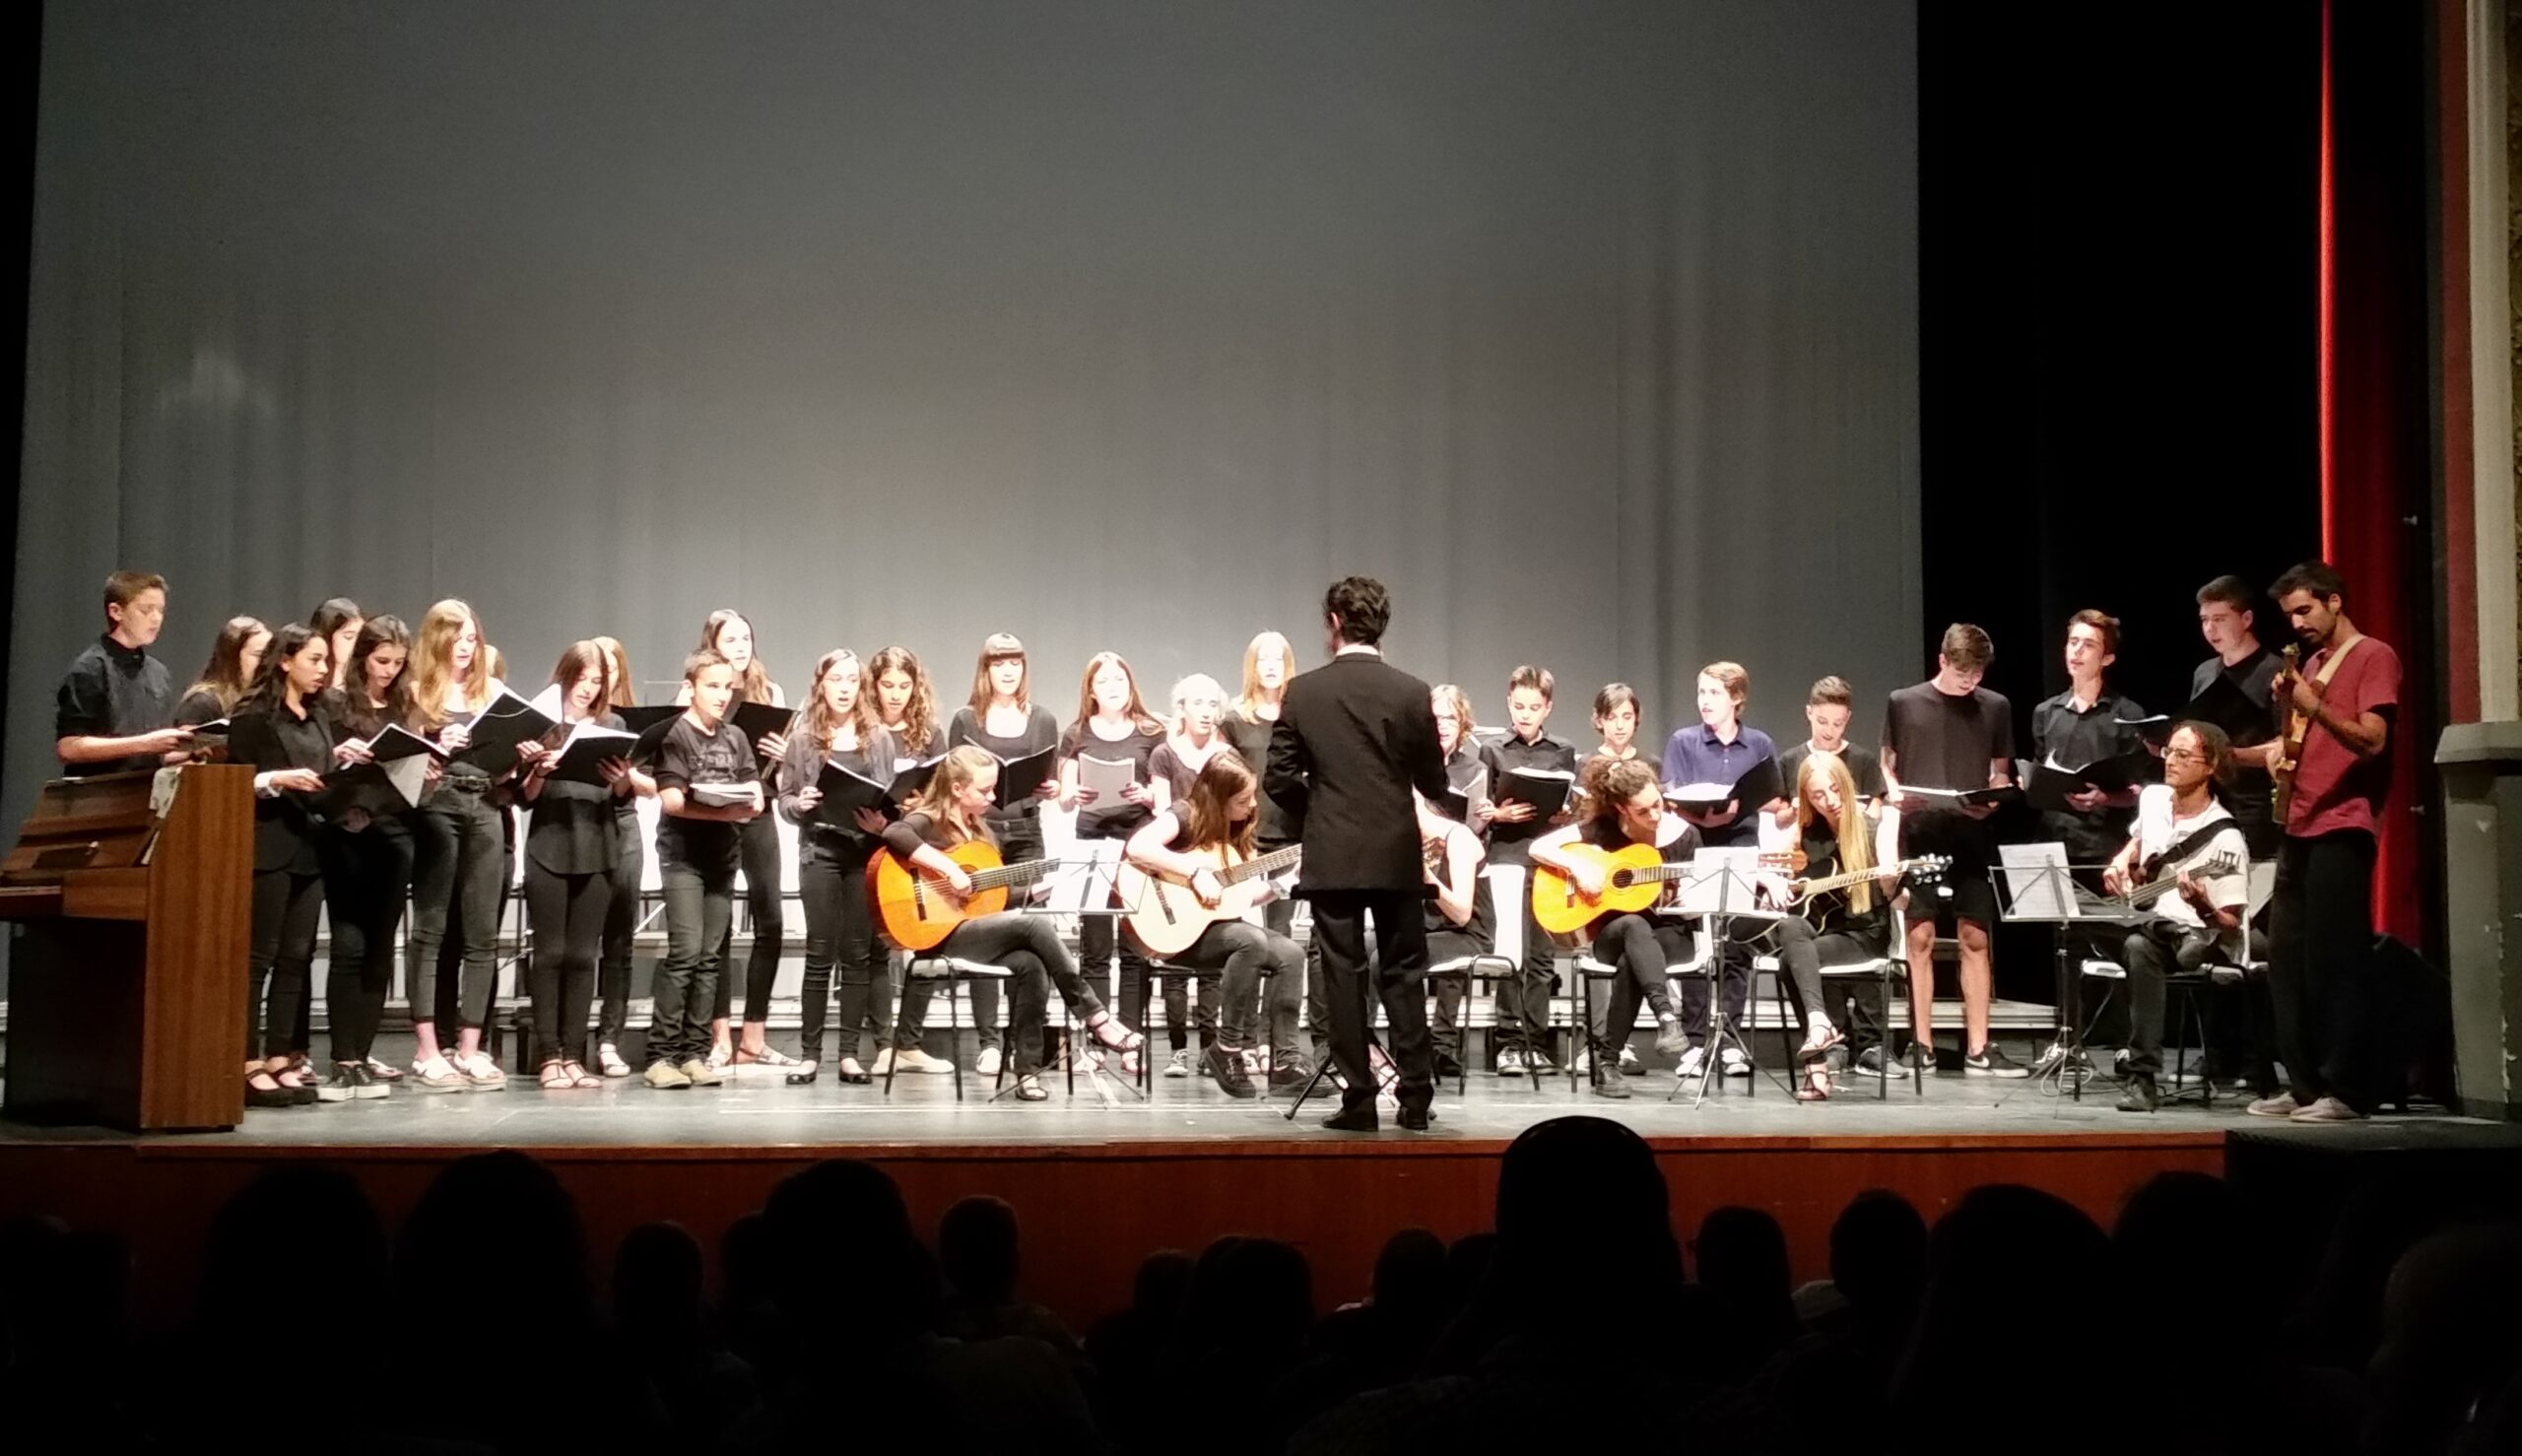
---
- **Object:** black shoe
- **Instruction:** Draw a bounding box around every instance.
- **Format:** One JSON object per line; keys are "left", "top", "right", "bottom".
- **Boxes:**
{"left": 1397, "top": 1104, "right": 1434, "bottom": 1131}
{"left": 316, "top": 1064, "right": 364, "bottom": 1103}
{"left": 1267, "top": 1063, "right": 1310, "bottom": 1096}
{"left": 1855, "top": 1046, "right": 1891, "bottom": 1077}
{"left": 1433, "top": 1053, "right": 1466, "bottom": 1081}
{"left": 1206, "top": 1043, "right": 1258, "bottom": 1098}
{"left": 785, "top": 1061, "right": 820, "bottom": 1087}
{"left": 1901, "top": 1042, "right": 1936, "bottom": 1074}
{"left": 1964, "top": 1042, "right": 2029, "bottom": 1079}
{"left": 244, "top": 1075, "right": 299, "bottom": 1109}
{"left": 1321, "top": 1102, "right": 1379, "bottom": 1132}
{"left": 2116, "top": 1076, "right": 2159, "bottom": 1113}
{"left": 1591, "top": 1069, "right": 1632, "bottom": 1100}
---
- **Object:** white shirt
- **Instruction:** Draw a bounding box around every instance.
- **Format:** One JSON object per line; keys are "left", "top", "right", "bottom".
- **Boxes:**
{"left": 2128, "top": 783, "right": 2249, "bottom": 937}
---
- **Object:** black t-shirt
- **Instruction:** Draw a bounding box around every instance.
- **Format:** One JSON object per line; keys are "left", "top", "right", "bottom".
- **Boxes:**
{"left": 947, "top": 704, "right": 1060, "bottom": 846}
{"left": 233, "top": 698, "right": 337, "bottom": 874}
{"left": 1482, "top": 731, "right": 1579, "bottom": 852}
{"left": 1797, "top": 819, "right": 1887, "bottom": 937}
{"left": 2029, "top": 688, "right": 2148, "bottom": 865}
{"left": 527, "top": 711, "right": 627, "bottom": 877}
{"left": 1424, "top": 827, "right": 1497, "bottom": 948}
{"left": 1061, "top": 718, "right": 1165, "bottom": 840}
{"left": 1776, "top": 740, "right": 1888, "bottom": 804}
{"left": 1149, "top": 739, "right": 1235, "bottom": 804}
{"left": 881, "top": 808, "right": 995, "bottom": 860}
{"left": 1882, "top": 682, "right": 2016, "bottom": 794}
{"left": 1573, "top": 814, "right": 1701, "bottom": 935}
{"left": 1218, "top": 710, "right": 1291, "bottom": 848}
{"left": 652, "top": 714, "right": 755, "bottom": 871}
{"left": 54, "top": 634, "right": 175, "bottom": 775}
{"left": 2191, "top": 649, "right": 2283, "bottom": 857}
{"left": 173, "top": 688, "right": 229, "bottom": 729}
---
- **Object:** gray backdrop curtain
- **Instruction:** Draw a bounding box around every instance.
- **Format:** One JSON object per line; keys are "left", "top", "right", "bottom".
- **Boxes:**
{"left": 9, "top": 0, "right": 1917, "bottom": 829}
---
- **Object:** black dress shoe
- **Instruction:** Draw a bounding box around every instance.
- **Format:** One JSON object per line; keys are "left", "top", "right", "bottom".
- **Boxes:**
{"left": 1397, "top": 1104, "right": 1434, "bottom": 1131}
{"left": 2115, "top": 1076, "right": 2159, "bottom": 1113}
{"left": 1321, "top": 1102, "right": 1379, "bottom": 1132}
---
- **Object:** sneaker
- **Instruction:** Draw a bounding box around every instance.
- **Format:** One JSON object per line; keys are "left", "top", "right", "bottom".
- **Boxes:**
{"left": 871, "top": 1048, "right": 896, "bottom": 1077}
{"left": 1204, "top": 1044, "right": 1257, "bottom": 1098}
{"left": 1855, "top": 1046, "right": 1892, "bottom": 1077}
{"left": 411, "top": 1054, "right": 468, "bottom": 1092}
{"left": 644, "top": 1061, "right": 692, "bottom": 1091}
{"left": 681, "top": 1057, "right": 725, "bottom": 1088}
{"left": 596, "top": 1043, "right": 631, "bottom": 1079}
{"left": 1592, "top": 1068, "right": 1632, "bottom": 1099}
{"left": 452, "top": 1051, "right": 506, "bottom": 1090}
{"left": 2246, "top": 1092, "right": 2301, "bottom": 1118}
{"left": 890, "top": 1048, "right": 955, "bottom": 1076}
{"left": 1571, "top": 1047, "right": 1593, "bottom": 1076}
{"left": 2115, "top": 1076, "right": 2159, "bottom": 1113}
{"left": 1720, "top": 1047, "right": 1751, "bottom": 1077}
{"left": 316, "top": 1064, "right": 364, "bottom": 1102}
{"left": 1496, "top": 1047, "right": 1526, "bottom": 1078}
{"left": 363, "top": 1056, "right": 406, "bottom": 1084}
{"left": 975, "top": 1046, "right": 1003, "bottom": 1078}
{"left": 1165, "top": 1048, "right": 1195, "bottom": 1079}
{"left": 2290, "top": 1095, "right": 2363, "bottom": 1123}
{"left": 1524, "top": 1048, "right": 1557, "bottom": 1077}
{"left": 1963, "top": 1042, "right": 2028, "bottom": 1079}
{"left": 1268, "top": 1062, "right": 1310, "bottom": 1096}
{"left": 1674, "top": 1046, "right": 1707, "bottom": 1080}
{"left": 1902, "top": 1041, "right": 1937, "bottom": 1073}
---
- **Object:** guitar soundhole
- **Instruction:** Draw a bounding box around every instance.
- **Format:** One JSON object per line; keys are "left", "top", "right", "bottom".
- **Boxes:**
{"left": 1610, "top": 869, "right": 1631, "bottom": 890}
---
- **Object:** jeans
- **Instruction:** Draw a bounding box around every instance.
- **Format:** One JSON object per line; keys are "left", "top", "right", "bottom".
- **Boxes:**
{"left": 408, "top": 784, "right": 504, "bottom": 1030}
{"left": 1425, "top": 925, "right": 1488, "bottom": 1063}
{"left": 712, "top": 812, "right": 785, "bottom": 1026}
{"left": 524, "top": 859, "right": 612, "bottom": 1065}
{"left": 1585, "top": 914, "right": 1692, "bottom": 1060}
{"left": 2268, "top": 829, "right": 2380, "bottom": 1109}
{"left": 248, "top": 865, "right": 324, "bottom": 1060}
{"left": 652, "top": 857, "right": 732, "bottom": 1067}
{"left": 320, "top": 818, "right": 411, "bottom": 1064}
{"left": 1171, "top": 919, "right": 1301, "bottom": 1053}
{"left": 798, "top": 842, "right": 888, "bottom": 1064}
{"left": 1485, "top": 840, "right": 1558, "bottom": 1056}
{"left": 1671, "top": 920, "right": 1758, "bottom": 1051}
{"left": 597, "top": 821, "right": 642, "bottom": 1048}
{"left": 2121, "top": 918, "right": 2219, "bottom": 1079}
{"left": 1770, "top": 915, "right": 1891, "bottom": 1056}
{"left": 932, "top": 912, "right": 1097, "bottom": 1077}
{"left": 894, "top": 824, "right": 1027, "bottom": 1053}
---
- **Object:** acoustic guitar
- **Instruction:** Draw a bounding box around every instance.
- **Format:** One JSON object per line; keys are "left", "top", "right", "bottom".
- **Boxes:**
{"left": 1531, "top": 841, "right": 1948, "bottom": 938}
{"left": 1115, "top": 844, "right": 1302, "bottom": 958}
{"left": 868, "top": 840, "right": 1062, "bottom": 952}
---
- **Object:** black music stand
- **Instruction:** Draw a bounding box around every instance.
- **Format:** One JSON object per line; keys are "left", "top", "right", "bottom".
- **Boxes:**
{"left": 1995, "top": 842, "right": 2146, "bottom": 1104}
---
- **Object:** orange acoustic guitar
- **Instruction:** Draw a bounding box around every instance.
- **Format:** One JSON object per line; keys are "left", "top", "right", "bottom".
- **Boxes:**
{"left": 868, "top": 840, "right": 1062, "bottom": 952}
{"left": 1530, "top": 841, "right": 1947, "bottom": 938}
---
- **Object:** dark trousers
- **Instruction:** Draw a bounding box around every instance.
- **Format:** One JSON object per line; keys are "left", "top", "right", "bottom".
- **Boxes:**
{"left": 1277, "top": 897, "right": 1330, "bottom": 1063}
{"left": 712, "top": 813, "right": 785, "bottom": 1026}
{"left": 653, "top": 858, "right": 732, "bottom": 1067}
{"left": 1676, "top": 922, "right": 1756, "bottom": 1051}
{"left": 2121, "top": 919, "right": 2218, "bottom": 1079}
{"left": 320, "top": 820, "right": 410, "bottom": 1064}
{"left": 894, "top": 824, "right": 1028, "bottom": 1052}
{"left": 1769, "top": 916, "right": 1888, "bottom": 1052}
{"left": 247, "top": 865, "right": 324, "bottom": 1060}
{"left": 524, "top": 859, "right": 612, "bottom": 1065}
{"left": 798, "top": 843, "right": 889, "bottom": 1064}
{"left": 1308, "top": 890, "right": 1434, "bottom": 1112}
{"left": 932, "top": 912, "right": 1090, "bottom": 1077}
{"left": 1587, "top": 914, "right": 1692, "bottom": 1059}
{"left": 408, "top": 785, "right": 504, "bottom": 1029}
{"left": 1426, "top": 925, "right": 1486, "bottom": 1063}
{"left": 1486, "top": 842, "right": 1557, "bottom": 1056}
{"left": 1173, "top": 919, "right": 1301, "bottom": 1052}
{"left": 2269, "top": 829, "right": 2380, "bottom": 1109}
{"left": 597, "top": 819, "right": 641, "bottom": 1048}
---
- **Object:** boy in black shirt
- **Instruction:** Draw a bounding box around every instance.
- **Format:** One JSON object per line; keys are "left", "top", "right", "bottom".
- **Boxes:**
{"left": 1773, "top": 676, "right": 1889, "bottom": 826}
{"left": 2027, "top": 610, "right": 2147, "bottom": 880}
{"left": 2190, "top": 574, "right": 2285, "bottom": 858}
{"left": 1480, "top": 665, "right": 1580, "bottom": 1077}
{"left": 1881, "top": 624, "right": 2026, "bottom": 1077}
{"left": 645, "top": 650, "right": 762, "bottom": 1090}
{"left": 54, "top": 569, "right": 188, "bottom": 775}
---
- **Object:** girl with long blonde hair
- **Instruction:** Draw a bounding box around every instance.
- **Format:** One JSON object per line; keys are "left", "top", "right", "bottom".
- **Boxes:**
{"left": 399, "top": 601, "right": 511, "bottom": 1091}
{"left": 1768, "top": 749, "right": 1905, "bottom": 1095}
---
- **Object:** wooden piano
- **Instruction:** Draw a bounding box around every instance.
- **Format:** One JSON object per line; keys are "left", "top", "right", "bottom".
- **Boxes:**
{"left": 2, "top": 765, "right": 253, "bottom": 1131}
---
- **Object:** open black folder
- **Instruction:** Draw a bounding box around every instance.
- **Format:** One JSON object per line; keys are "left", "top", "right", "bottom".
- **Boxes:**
{"left": 814, "top": 754, "right": 944, "bottom": 826}
{"left": 2020, "top": 749, "right": 2158, "bottom": 814}
{"left": 309, "top": 755, "right": 431, "bottom": 821}
{"left": 542, "top": 722, "right": 642, "bottom": 786}
{"left": 615, "top": 705, "right": 684, "bottom": 762}
{"left": 452, "top": 689, "right": 557, "bottom": 771}
{"left": 1498, "top": 766, "right": 1578, "bottom": 819}
{"left": 990, "top": 745, "right": 1058, "bottom": 811}
{"left": 2183, "top": 672, "right": 2277, "bottom": 744}
{"left": 1663, "top": 756, "right": 1784, "bottom": 814}
{"left": 1896, "top": 782, "right": 2023, "bottom": 810}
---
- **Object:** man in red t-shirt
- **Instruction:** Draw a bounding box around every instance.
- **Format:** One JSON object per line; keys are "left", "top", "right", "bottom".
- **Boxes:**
{"left": 2250, "top": 560, "right": 2401, "bottom": 1124}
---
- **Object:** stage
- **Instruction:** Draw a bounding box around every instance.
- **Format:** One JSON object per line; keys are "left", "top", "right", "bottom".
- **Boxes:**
{"left": 20, "top": 1051, "right": 2494, "bottom": 1330}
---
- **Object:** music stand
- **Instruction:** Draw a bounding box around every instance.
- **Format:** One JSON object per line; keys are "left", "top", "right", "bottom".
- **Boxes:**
{"left": 1995, "top": 842, "right": 2148, "bottom": 1103}
{"left": 1663, "top": 849, "right": 1787, "bottom": 1106}
{"left": 1023, "top": 839, "right": 1140, "bottom": 1104}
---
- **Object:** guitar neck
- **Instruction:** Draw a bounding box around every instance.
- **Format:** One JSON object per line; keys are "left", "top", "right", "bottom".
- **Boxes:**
{"left": 966, "top": 857, "right": 1054, "bottom": 893}
{"left": 1216, "top": 844, "right": 1302, "bottom": 888}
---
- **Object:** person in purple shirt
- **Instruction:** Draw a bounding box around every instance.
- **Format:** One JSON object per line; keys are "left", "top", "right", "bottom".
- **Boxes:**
{"left": 1658, "top": 662, "right": 1784, "bottom": 849}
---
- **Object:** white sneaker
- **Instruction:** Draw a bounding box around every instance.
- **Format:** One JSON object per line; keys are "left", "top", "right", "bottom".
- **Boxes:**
{"left": 1674, "top": 1046, "right": 1707, "bottom": 1080}
{"left": 1496, "top": 1047, "right": 1527, "bottom": 1077}
{"left": 871, "top": 1048, "right": 896, "bottom": 1077}
{"left": 891, "top": 1047, "right": 955, "bottom": 1076}
{"left": 1571, "top": 1047, "right": 1594, "bottom": 1076}
{"left": 596, "top": 1042, "right": 631, "bottom": 1079}
{"left": 1619, "top": 1043, "right": 1643, "bottom": 1075}
{"left": 975, "top": 1046, "right": 1003, "bottom": 1078}
{"left": 2246, "top": 1092, "right": 2301, "bottom": 1118}
{"left": 1164, "top": 1048, "right": 1194, "bottom": 1079}
{"left": 1720, "top": 1047, "right": 1752, "bottom": 1077}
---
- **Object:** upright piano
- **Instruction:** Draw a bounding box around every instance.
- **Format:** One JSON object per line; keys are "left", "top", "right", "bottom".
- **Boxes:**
{"left": 2, "top": 765, "right": 253, "bottom": 1131}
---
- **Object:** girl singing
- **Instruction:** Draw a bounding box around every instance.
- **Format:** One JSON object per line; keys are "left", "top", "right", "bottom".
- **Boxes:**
{"left": 232, "top": 625, "right": 339, "bottom": 1108}
{"left": 174, "top": 616, "right": 270, "bottom": 727}
{"left": 776, "top": 649, "right": 898, "bottom": 1085}
{"left": 678, "top": 610, "right": 791, "bottom": 1069}
{"left": 1059, "top": 651, "right": 1174, "bottom": 1076}
{"left": 403, "top": 600, "right": 509, "bottom": 1092}
{"left": 934, "top": 634, "right": 1058, "bottom": 1078}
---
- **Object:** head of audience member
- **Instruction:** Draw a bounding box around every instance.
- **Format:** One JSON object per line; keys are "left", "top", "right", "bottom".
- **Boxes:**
{"left": 1182, "top": 1235, "right": 1315, "bottom": 1360}
{"left": 2271, "top": 559, "right": 2351, "bottom": 651}
{"left": 1829, "top": 1188, "right": 1929, "bottom": 1331}
{"left": 764, "top": 1159, "right": 929, "bottom": 1346}
{"left": 939, "top": 1194, "right": 1024, "bottom": 1312}
{"left": 1694, "top": 1205, "right": 1799, "bottom": 1371}
{"left": 2195, "top": 574, "right": 2261, "bottom": 660}
{"left": 1493, "top": 1116, "right": 1680, "bottom": 1326}
{"left": 398, "top": 1152, "right": 593, "bottom": 1326}
{"left": 1934, "top": 623, "right": 1993, "bottom": 694}
{"left": 1323, "top": 575, "right": 1391, "bottom": 654}
{"left": 1894, "top": 1184, "right": 2106, "bottom": 1432}
{"left": 1369, "top": 1226, "right": 1448, "bottom": 1328}
{"left": 1506, "top": 665, "right": 1554, "bottom": 742}
{"left": 2365, "top": 1224, "right": 2522, "bottom": 1455}
{"left": 614, "top": 1221, "right": 710, "bottom": 1353}
{"left": 1804, "top": 675, "right": 1855, "bottom": 751}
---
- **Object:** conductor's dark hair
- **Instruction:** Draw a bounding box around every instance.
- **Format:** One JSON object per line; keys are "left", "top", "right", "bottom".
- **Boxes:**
{"left": 1324, "top": 576, "right": 1391, "bottom": 646}
{"left": 2270, "top": 560, "right": 2346, "bottom": 603}
{"left": 2195, "top": 575, "right": 2257, "bottom": 613}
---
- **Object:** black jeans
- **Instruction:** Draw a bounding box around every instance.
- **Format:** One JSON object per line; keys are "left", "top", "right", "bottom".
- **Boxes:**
{"left": 597, "top": 817, "right": 641, "bottom": 1048}
{"left": 932, "top": 912, "right": 1095, "bottom": 1077}
{"left": 2121, "top": 919, "right": 2218, "bottom": 1079}
{"left": 1675, "top": 921, "right": 1757, "bottom": 1051}
{"left": 320, "top": 818, "right": 411, "bottom": 1064}
{"left": 798, "top": 842, "right": 888, "bottom": 1064}
{"left": 1586, "top": 914, "right": 1692, "bottom": 1060}
{"left": 1308, "top": 890, "right": 1434, "bottom": 1112}
{"left": 1172, "top": 919, "right": 1301, "bottom": 1053}
{"left": 1770, "top": 916, "right": 1891, "bottom": 1056}
{"left": 712, "top": 813, "right": 785, "bottom": 1027}
{"left": 248, "top": 865, "right": 325, "bottom": 1060}
{"left": 653, "top": 857, "right": 732, "bottom": 1067}
{"left": 1277, "top": 896, "right": 1329, "bottom": 1064}
{"left": 1485, "top": 841, "right": 1557, "bottom": 1056}
{"left": 408, "top": 784, "right": 504, "bottom": 1030}
{"left": 893, "top": 824, "right": 1026, "bottom": 1053}
{"left": 525, "top": 859, "right": 612, "bottom": 1065}
{"left": 1426, "top": 925, "right": 1486, "bottom": 1062}
{"left": 2268, "top": 829, "right": 2380, "bottom": 1109}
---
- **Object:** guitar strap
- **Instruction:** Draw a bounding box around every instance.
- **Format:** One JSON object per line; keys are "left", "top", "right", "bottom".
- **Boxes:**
{"left": 2282, "top": 634, "right": 2362, "bottom": 761}
{"left": 2140, "top": 817, "right": 2235, "bottom": 880}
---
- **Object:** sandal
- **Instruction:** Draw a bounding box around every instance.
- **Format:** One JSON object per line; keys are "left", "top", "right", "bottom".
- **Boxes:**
{"left": 739, "top": 1044, "right": 803, "bottom": 1068}
{"left": 245, "top": 1069, "right": 299, "bottom": 1109}
{"left": 785, "top": 1060, "right": 820, "bottom": 1087}
{"left": 539, "top": 1059, "right": 574, "bottom": 1091}
{"left": 1798, "top": 1026, "right": 1847, "bottom": 1066}
{"left": 1797, "top": 1064, "right": 1832, "bottom": 1102}
{"left": 596, "top": 1042, "right": 631, "bottom": 1078}
{"left": 1086, "top": 1012, "right": 1145, "bottom": 1054}
{"left": 834, "top": 1058, "right": 871, "bottom": 1086}
{"left": 706, "top": 1041, "right": 734, "bottom": 1071}
{"left": 1013, "top": 1075, "right": 1048, "bottom": 1102}
{"left": 562, "top": 1061, "right": 601, "bottom": 1089}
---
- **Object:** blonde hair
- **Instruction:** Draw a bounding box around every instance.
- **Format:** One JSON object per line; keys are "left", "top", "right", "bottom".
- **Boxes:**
{"left": 1169, "top": 673, "right": 1227, "bottom": 733}
{"left": 870, "top": 645, "right": 936, "bottom": 756}
{"left": 408, "top": 600, "right": 492, "bottom": 727}
{"left": 1073, "top": 651, "right": 1161, "bottom": 735}
{"left": 905, "top": 745, "right": 999, "bottom": 846}
{"left": 800, "top": 648, "right": 880, "bottom": 755}
{"left": 697, "top": 609, "right": 774, "bottom": 705}
{"left": 1431, "top": 684, "right": 1478, "bottom": 749}
{"left": 1795, "top": 751, "right": 1876, "bottom": 915}
{"left": 1232, "top": 630, "right": 1295, "bottom": 723}
{"left": 965, "top": 633, "right": 1029, "bottom": 716}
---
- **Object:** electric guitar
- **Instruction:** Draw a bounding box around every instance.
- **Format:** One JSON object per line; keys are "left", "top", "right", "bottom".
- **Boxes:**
{"left": 1533, "top": 841, "right": 1950, "bottom": 937}
{"left": 2115, "top": 849, "right": 2241, "bottom": 916}
{"left": 2269, "top": 642, "right": 2303, "bottom": 822}
{"left": 868, "top": 840, "right": 1063, "bottom": 952}
{"left": 1786, "top": 854, "right": 1950, "bottom": 933}
{"left": 1115, "top": 844, "right": 1302, "bottom": 958}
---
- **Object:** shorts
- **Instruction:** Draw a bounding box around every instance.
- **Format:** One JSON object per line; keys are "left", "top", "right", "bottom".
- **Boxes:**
{"left": 1900, "top": 809, "right": 1999, "bottom": 930}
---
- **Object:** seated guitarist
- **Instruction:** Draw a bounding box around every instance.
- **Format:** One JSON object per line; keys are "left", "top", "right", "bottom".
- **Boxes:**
{"left": 1420, "top": 787, "right": 1495, "bottom": 1081}
{"left": 1527, "top": 760, "right": 1698, "bottom": 1100}
{"left": 1770, "top": 750, "right": 1906, "bottom": 1095}
{"left": 880, "top": 746, "right": 1143, "bottom": 1100}
{"left": 1123, "top": 753, "right": 1303, "bottom": 1098}
{"left": 2098, "top": 721, "right": 2249, "bottom": 1112}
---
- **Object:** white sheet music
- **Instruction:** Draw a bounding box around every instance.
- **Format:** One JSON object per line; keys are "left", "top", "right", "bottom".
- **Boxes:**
{"left": 1998, "top": 842, "right": 2077, "bottom": 919}
{"left": 1044, "top": 837, "right": 1127, "bottom": 914}
{"left": 1674, "top": 846, "right": 1781, "bottom": 920}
